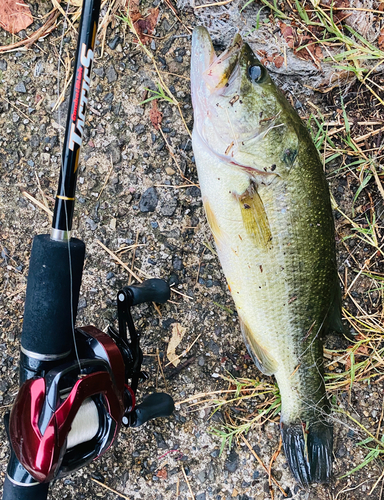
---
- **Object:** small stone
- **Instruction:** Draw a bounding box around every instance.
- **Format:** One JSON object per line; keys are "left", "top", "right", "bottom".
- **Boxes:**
{"left": 78, "top": 297, "right": 87, "bottom": 309}
{"left": 107, "top": 141, "right": 121, "bottom": 163}
{"left": 196, "top": 493, "right": 206, "bottom": 500}
{"left": 198, "top": 356, "right": 205, "bottom": 367}
{"left": 224, "top": 449, "right": 238, "bottom": 473}
{"left": 197, "top": 470, "right": 206, "bottom": 483}
{"left": 106, "top": 272, "right": 115, "bottom": 280}
{"left": 106, "top": 65, "right": 117, "bottom": 83}
{"left": 93, "top": 67, "right": 105, "bottom": 78}
{"left": 188, "top": 186, "right": 201, "bottom": 198}
{"left": 151, "top": 40, "right": 156, "bottom": 51}
{"left": 31, "top": 135, "right": 40, "bottom": 148}
{"left": 15, "top": 81, "right": 26, "bottom": 93}
{"left": 336, "top": 444, "right": 347, "bottom": 458}
{"left": 160, "top": 198, "right": 177, "bottom": 217}
{"left": 110, "top": 218, "right": 117, "bottom": 230}
{"left": 40, "top": 153, "right": 50, "bottom": 164}
{"left": 165, "top": 167, "right": 175, "bottom": 175}
{"left": 172, "top": 256, "right": 183, "bottom": 271}
{"left": 168, "top": 274, "right": 179, "bottom": 286}
{"left": 0, "top": 60, "right": 7, "bottom": 71}
{"left": 12, "top": 113, "right": 19, "bottom": 123}
{"left": 140, "top": 187, "right": 158, "bottom": 212}
{"left": 135, "top": 123, "right": 145, "bottom": 135}
{"left": 86, "top": 218, "right": 98, "bottom": 230}
{"left": 108, "top": 35, "right": 121, "bottom": 50}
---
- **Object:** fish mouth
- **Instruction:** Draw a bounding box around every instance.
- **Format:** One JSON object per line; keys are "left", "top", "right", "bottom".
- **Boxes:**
{"left": 202, "top": 33, "right": 243, "bottom": 90}
{"left": 191, "top": 28, "right": 263, "bottom": 96}
{"left": 191, "top": 27, "right": 244, "bottom": 95}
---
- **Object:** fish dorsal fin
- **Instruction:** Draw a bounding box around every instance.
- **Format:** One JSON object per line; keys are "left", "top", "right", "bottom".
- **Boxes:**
{"left": 235, "top": 184, "right": 272, "bottom": 249}
{"left": 240, "top": 318, "right": 277, "bottom": 376}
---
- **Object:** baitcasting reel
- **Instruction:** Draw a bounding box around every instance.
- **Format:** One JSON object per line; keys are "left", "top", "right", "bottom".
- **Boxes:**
{"left": 6, "top": 279, "right": 174, "bottom": 485}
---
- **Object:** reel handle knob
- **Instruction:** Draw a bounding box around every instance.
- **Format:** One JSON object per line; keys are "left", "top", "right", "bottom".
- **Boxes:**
{"left": 123, "top": 279, "right": 170, "bottom": 306}
{"left": 130, "top": 393, "right": 174, "bottom": 427}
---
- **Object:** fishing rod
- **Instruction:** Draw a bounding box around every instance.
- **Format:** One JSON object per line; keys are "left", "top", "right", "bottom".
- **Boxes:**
{"left": 2, "top": 2, "right": 174, "bottom": 499}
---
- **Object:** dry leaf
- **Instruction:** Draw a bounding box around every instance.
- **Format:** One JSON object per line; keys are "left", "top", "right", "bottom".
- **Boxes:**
{"left": 0, "top": 0, "right": 33, "bottom": 34}
{"left": 379, "top": 28, "right": 384, "bottom": 51}
{"left": 166, "top": 322, "right": 186, "bottom": 367}
{"left": 149, "top": 100, "right": 163, "bottom": 130}
{"left": 135, "top": 7, "right": 159, "bottom": 44}
{"left": 156, "top": 468, "right": 168, "bottom": 479}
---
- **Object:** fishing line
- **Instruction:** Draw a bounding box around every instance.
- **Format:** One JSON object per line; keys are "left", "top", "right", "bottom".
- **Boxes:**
{"left": 57, "top": 0, "right": 82, "bottom": 374}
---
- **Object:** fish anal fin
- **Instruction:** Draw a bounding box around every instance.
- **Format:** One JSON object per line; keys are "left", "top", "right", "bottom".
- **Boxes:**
{"left": 235, "top": 185, "right": 272, "bottom": 249}
{"left": 240, "top": 318, "right": 277, "bottom": 376}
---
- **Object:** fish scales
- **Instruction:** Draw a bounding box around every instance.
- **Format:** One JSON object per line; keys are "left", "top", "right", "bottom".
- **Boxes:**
{"left": 191, "top": 26, "right": 342, "bottom": 486}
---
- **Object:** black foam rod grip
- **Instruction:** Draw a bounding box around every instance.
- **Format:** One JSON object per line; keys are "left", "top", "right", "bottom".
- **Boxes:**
{"left": 21, "top": 234, "right": 85, "bottom": 357}
{"left": 2, "top": 476, "right": 49, "bottom": 500}
{"left": 124, "top": 279, "right": 170, "bottom": 306}
{"left": 133, "top": 392, "right": 174, "bottom": 427}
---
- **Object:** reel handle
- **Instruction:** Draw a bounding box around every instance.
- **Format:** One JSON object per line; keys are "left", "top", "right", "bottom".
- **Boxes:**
{"left": 123, "top": 278, "right": 171, "bottom": 306}
{"left": 126, "top": 393, "right": 175, "bottom": 428}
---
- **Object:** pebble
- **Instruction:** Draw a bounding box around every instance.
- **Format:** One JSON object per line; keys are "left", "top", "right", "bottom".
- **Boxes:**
{"left": 93, "top": 67, "right": 105, "bottom": 78}
{"left": 168, "top": 273, "right": 179, "bottom": 286}
{"left": 0, "top": 60, "right": 7, "bottom": 71}
{"left": 106, "top": 65, "right": 117, "bottom": 83}
{"left": 140, "top": 187, "right": 158, "bottom": 212}
{"left": 14, "top": 81, "right": 26, "bottom": 93}
{"left": 86, "top": 218, "right": 98, "bottom": 230}
{"left": 107, "top": 141, "right": 121, "bottom": 163}
{"left": 135, "top": 123, "right": 146, "bottom": 135}
{"left": 196, "top": 494, "right": 206, "bottom": 500}
{"left": 224, "top": 449, "right": 238, "bottom": 472}
{"left": 160, "top": 198, "right": 177, "bottom": 217}
{"left": 197, "top": 470, "right": 206, "bottom": 483}
{"left": 78, "top": 297, "right": 87, "bottom": 309}
{"left": 172, "top": 256, "right": 183, "bottom": 271}
{"left": 108, "top": 35, "right": 121, "bottom": 50}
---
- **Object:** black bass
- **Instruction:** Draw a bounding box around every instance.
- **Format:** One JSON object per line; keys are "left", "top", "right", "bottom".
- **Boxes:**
{"left": 191, "top": 26, "right": 343, "bottom": 486}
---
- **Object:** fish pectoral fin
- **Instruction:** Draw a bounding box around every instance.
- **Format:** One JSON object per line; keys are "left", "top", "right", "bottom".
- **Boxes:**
{"left": 235, "top": 184, "right": 272, "bottom": 249}
{"left": 240, "top": 319, "right": 277, "bottom": 376}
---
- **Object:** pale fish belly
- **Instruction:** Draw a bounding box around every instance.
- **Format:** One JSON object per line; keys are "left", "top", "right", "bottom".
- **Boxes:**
{"left": 193, "top": 132, "right": 314, "bottom": 425}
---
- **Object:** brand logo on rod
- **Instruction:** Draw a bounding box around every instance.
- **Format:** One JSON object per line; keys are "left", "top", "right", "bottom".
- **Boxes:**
{"left": 68, "top": 43, "right": 94, "bottom": 153}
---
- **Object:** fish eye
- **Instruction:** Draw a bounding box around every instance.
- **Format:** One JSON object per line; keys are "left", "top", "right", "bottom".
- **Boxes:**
{"left": 248, "top": 65, "right": 263, "bottom": 83}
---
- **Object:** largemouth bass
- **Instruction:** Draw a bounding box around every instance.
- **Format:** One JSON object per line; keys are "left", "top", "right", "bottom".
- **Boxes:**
{"left": 191, "top": 27, "right": 343, "bottom": 486}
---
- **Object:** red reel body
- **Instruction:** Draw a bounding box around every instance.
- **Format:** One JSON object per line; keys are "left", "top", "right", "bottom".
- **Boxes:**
{"left": 9, "top": 327, "right": 127, "bottom": 483}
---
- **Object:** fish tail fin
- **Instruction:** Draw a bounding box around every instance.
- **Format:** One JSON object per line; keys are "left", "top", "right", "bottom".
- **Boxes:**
{"left": 280, "top": 421, "right": 333, "bottom": 487}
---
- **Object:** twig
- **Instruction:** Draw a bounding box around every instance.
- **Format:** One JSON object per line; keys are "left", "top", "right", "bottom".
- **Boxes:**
{"left": 241, "top": 435, "right": 287, "bottom": 497}
{"left": 96, "top": 240, "right": 142, "bottom": 282}
{"left": 194, "top": 0, "right": 235, "bottom": 8}
{"left": 157, "top": 347, "right": 168, "bottom": 392}
{"left": 129, "top": 230, "right": 140, "bottom": 286}
{"left": 21, "top": 189, "right": 53, "bottom": 218}
{"left": 181, "top": 465, "right": 195, "bottom": 500}
{"left": 268, "top": 436, "right": 283, "bottom": 500}
{"left": 90, "top": 478, "right": 130, "bottom": 500}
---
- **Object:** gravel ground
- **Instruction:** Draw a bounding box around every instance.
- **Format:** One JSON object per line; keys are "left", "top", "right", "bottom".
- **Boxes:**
{"left": 0, "top": 1, "right": 383, "bottom": 500}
